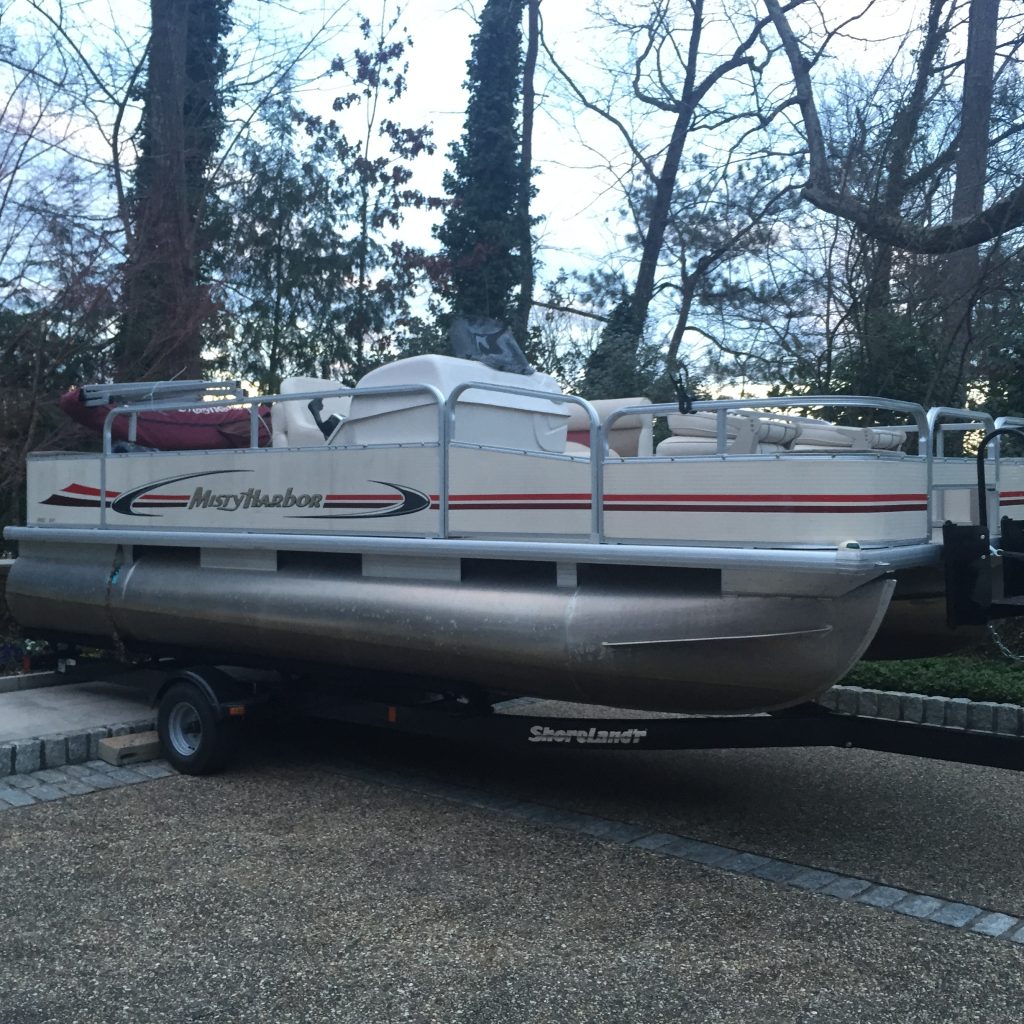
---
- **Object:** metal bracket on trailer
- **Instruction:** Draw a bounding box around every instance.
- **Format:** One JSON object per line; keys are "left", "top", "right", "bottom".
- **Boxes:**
{"left": 306, "top": 697, "right": 1024, "bottom": 773}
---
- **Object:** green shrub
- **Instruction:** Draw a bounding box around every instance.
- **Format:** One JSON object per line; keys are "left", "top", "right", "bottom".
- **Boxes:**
{"left": 844, "top": 652, "right": 1024, "bottom": 705}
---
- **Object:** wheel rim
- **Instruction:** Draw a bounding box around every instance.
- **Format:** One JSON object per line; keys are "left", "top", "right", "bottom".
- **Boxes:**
{"left": 167, "top": 700, "right": 203, "bottom": 757}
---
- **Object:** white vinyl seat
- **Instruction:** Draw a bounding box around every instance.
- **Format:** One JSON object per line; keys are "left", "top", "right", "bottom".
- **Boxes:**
{"left": 271, "top": 378, "right": 352, "bottom": 448}
{"left": 656, "top": 411, "right": 799, "bottom": 456}
{"left": 335, "top": 355, "right": 567, "bottom": 451}
{"left": 564, "top": 440, "right": 620, "bottom": 458}
{"left": 789, "top": 418, "right": 907, "bottom": 452}
{"left": 867, "top": 427, "right": 908, "bottom": 451}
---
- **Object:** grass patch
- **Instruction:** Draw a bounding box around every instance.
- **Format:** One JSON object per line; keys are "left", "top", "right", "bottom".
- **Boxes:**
{"left": 844, "top": 652, "right": 1024, "bottom": 706}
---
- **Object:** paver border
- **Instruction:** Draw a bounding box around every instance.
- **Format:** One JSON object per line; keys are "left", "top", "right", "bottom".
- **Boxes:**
{"left": 325, "top": 759, "right": 1024, "bottom": 947}
{"left": 0, "top": 718, "right": 156, "bottom": 775}
{"left": 819, "top": 686, "right": 1023, "bottom": 737}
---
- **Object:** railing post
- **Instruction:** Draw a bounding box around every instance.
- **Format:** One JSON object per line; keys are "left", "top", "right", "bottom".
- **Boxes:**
{"left": 439, "top": 391, "right": 451, "bottom": 539}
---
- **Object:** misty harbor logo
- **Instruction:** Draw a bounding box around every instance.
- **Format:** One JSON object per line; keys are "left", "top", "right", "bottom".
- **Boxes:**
{"left": 189, "top": 486, "right": 323, "bottom": 511}
{"left": 42, "top": 469, "right": 432, "bottom": 519}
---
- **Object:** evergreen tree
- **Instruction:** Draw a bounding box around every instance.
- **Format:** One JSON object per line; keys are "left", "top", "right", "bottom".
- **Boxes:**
{"left": 215, "top": 19, "right": 437, "bottom": 389}
{"left": 436, "top": 0, "right": 526, "bottom": 334}
{"left": 213, "top": 94, "right": 352, "bottom": 393}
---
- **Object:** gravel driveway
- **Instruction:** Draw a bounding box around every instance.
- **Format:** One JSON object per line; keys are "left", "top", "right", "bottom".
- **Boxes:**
{"left": 1, "top": 720, "right": 1022, "bottom": 1024}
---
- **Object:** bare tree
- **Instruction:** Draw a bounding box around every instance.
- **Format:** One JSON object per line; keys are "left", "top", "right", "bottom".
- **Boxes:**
{"left": 0, "top": 19, "right": 122, "bottom": 529}
{"left": 765, "top": 0, "right": 1024, "bottom": 253}
{"left": 762, "top": 0, "right": 1024, "bottom": 403}
{"left": 543, "top": 0, "right": 810, "bottom": 392}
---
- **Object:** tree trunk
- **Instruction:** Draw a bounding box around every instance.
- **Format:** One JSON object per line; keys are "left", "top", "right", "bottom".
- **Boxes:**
{"left": 118, "top": 0, "right": 227, "bottom": 383}
{"left": 930, "top": 0, "right": 999, "bottom": 406}
{"left": 513, "top": 0, "right": 540, "bottom": 347}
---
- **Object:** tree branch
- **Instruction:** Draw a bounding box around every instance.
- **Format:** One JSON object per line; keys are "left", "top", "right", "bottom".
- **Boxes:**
{"left": 765, "top": 0, "right": 1024, "bottom": 253}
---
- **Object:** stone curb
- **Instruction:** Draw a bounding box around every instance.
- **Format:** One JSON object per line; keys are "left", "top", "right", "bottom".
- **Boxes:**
{"left": 819, "top": 686, "right": 1024, "bottom": 737}
{"left": 0, "top": 671, "right": 82, "bottom": 696}
{"left": 0, "top": 718, "right": 156, "bottom": 777}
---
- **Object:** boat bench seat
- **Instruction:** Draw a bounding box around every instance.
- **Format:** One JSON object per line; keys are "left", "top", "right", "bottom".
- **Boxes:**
{"left": 656, "top": 411, "right": 907, "bottom": 456}
{"left": 271, "top": 378, "right": 352, "bottom": 448}
{"left": 788, "top": 418, "right": 907, "bottom": 452}
{"left": 565, "top": 398, "right": 653, "bottom": 457}
{"left": 656, "top": 412, "right": 799, "bottom": 456}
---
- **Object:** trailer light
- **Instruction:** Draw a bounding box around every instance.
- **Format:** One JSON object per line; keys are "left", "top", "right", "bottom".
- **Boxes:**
{"left": 387, "top": 706, "right": 397, "bottom": 723}
{"left": 227, "top": 705, "right": 246, "bottom": 716}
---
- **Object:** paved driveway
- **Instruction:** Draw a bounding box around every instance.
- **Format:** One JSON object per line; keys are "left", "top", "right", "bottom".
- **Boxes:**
{"left": 0, "top": 717, "right": 1021, "bottom": 1024}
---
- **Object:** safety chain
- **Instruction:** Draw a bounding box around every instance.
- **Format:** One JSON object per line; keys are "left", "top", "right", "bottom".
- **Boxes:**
{"left": 988, "top": 621, "right": 1024, "bottom": 662}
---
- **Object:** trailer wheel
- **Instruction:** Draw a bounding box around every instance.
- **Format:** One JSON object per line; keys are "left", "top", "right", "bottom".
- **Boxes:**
{"left": 157, "top": 679, "right": 239, "bottom": 775}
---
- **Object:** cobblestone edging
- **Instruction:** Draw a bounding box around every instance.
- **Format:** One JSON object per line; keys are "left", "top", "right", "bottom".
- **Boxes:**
{"left": 0, "top": 671, "right": 80, "bottom": 696}
{"left": 329, "top": 761, "right": 1024, "bottom": 942}
{"left": 819, "top": 685, "right": 1024, "bottom": 736}
{"left": 327, "top": 760, "right": 1024, "bottom": 946}
{"left": 0, "top": 718, "right": 156, "bottom": 777}
{"left": 0, "top": 759, "right": 173, "bottom": 808}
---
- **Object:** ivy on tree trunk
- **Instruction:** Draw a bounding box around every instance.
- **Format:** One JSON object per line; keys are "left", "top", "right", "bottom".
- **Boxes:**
{"left": 117, "top": 0, "right": 231, "bottom": 382}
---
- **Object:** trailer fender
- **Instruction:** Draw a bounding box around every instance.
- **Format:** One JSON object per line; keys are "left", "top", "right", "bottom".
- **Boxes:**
{"left": 153, "top": 666, "right": 256, "bottom": 720}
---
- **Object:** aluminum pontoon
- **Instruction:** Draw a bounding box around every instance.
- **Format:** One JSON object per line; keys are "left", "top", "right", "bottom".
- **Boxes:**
{"left": 5, "top": 355, "right": 1023, "bottom": 735}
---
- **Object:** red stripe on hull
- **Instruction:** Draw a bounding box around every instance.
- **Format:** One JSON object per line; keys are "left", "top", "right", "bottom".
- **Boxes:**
{"left": 605, "top": 503, "right": 927, "bottom": 514}
{"left": 606, "top": 492, "right": 925, "bottom": 504}
{"left": 62, "top": 483, "right": 117, "bottom": 497}
{"left": 448, "top": 503, "right": 592, "bottom": 511}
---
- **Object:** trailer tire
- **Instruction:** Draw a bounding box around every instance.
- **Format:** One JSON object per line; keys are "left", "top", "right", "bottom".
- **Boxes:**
{"left": 157, "top": 679, "right": 239, "bottom": 775}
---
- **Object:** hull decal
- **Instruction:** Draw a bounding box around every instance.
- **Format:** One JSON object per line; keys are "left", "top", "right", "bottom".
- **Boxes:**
{"left": 111, "top": 471, "right": 250, "bottom": 517}
{"left": 41, "top": 475, "right": 430, "bottom": 519}
{"left": 294, "top": 482, "right": 432, "bottom": 519}
{"left": 604, "top": 492, "right": 926, "bottom": 514}
{"left": 42, "top": 479, "right": 926, "bottom": 520}
{"left": 444, "top": 492, "right": 926, "bottom": 514}
{"left": 42, "top": 471, "right": 250, "bottom": 517}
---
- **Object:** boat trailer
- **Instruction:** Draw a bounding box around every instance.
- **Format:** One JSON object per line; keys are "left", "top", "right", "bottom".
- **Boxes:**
{"left": 148, "top": 663, "right": 1024, "bottom": 776}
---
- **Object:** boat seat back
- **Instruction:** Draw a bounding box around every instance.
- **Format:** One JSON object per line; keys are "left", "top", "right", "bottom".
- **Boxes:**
{"left": 565, "top": 397, "right": 653, "bottom": 457}
{"left": 867, "top": 427, "right": 908, "bottom": 450}
{"left": 336, "top": 355, "right": 569, "bottom": 452}
{"left": 272, "top": 378, "right": 352, "bottom": 448}
{"left": 564, "top": 440, "right": 620, "bottom": 459}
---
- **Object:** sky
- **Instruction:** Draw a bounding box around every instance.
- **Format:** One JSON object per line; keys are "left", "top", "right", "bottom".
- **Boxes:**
{"left": 340, "top": 1, "right": 630, "bottom": 281}
{"left": 4, "top": 0, "right": 935, "bottom": 286}
{"left": 2, "top": 0, "right": 942, "bottom": 360}
{"left": 365, "top": 0, "right": 933, "bottom": 286}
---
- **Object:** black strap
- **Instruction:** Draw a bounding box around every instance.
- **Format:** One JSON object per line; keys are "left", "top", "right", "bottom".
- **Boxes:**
{"left": 672, "top": 368, "right": 695, "bottom": 415}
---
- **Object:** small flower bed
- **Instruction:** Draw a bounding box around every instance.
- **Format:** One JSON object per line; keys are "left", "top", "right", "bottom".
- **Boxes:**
{"left": 0, "top": 637, "right": 52, "bottom": 674}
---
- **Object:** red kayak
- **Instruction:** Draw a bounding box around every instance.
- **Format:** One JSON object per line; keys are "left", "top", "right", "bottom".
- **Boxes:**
{"left": 59, "top": 388, "right": 272, "bottom": 450}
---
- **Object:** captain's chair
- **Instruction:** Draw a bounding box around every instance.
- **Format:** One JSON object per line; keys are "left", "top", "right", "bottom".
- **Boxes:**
{"left": 271, "top": 378, "right": 352, "bottom": 448}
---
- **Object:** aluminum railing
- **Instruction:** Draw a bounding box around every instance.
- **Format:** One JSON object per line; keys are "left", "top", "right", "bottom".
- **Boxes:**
{"left": 95, "top": 383, "right": 1011, "bottom": 546}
